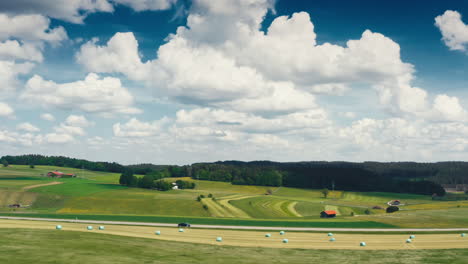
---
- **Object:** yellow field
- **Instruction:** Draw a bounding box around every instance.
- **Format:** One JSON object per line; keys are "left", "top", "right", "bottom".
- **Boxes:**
{"left": 0, "top": 219, "right": 467, "bottom": 250}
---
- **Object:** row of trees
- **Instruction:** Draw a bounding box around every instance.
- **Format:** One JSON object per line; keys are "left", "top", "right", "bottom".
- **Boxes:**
{"left": 1, "top": 155, "right": 125, "bottom": 173}
{"left": 119, "top": 170, "right": 195, "bottom": 191}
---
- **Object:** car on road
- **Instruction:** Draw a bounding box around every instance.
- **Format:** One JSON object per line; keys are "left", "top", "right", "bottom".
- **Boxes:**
{"left": 178, "top": 222, "right": 191, "bottom": 228}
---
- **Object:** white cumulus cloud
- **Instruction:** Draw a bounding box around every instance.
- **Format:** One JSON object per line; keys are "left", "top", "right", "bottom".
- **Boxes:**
{"left": 0, "top": 102, "right": 14, "bottom": 117}
{"left": 16, "top": 122, "right": 40, "bottom": 132}
{"left": 435, "top": 10, "right": 468, "bottom": 51}
{"left": 21, "top": 73, "right": 141, "bottom": 116}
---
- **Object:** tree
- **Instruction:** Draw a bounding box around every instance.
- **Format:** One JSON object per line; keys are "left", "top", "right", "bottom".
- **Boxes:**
{"left": 386, "top": 206, "right": 399, "bottom": 213}
{"left": 321, "top": 188, "right": 329, "bottom": 198}
{"left": 138, "top": 174, "right": 155, "bottom": 189}
{"left": 119, "top": 170, "right": 135, "bottom": 186}
{"left": 29, "top": 164, "right": 35, "bottom": 169}
{"left": 1, "top": 160, "right": 8, "bottom": 167}
{"left": 154, "top": 180, "right": 171, "bottom": 191}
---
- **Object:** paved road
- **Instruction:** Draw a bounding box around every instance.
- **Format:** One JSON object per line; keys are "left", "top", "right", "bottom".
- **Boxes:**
{"left": 1, "top": 216, "right": 468, "bottom": 232}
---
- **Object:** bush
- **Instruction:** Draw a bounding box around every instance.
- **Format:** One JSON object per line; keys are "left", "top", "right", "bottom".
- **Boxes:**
{"left": 208, "top": 193, "right": 213, "bottom": 198}
{"left": 386, "top": 206, "right": 399, "bottom": 213}
{"left": 203, "top": 205, "right": 208, "bottom": 210}
{"left": 197, "top": 196, "right": 201, "bottom": 202}
{"left": 29, "top": 164, "right": 35, "bottom": 169}
{"left": 364, "top": 209, "right": 371, "bottom": 215}
{"left": 350, "top": 212, "right": 355, "bottom": 216}
{"left": 154, "top": 180, "right": 172, "bottom": 191}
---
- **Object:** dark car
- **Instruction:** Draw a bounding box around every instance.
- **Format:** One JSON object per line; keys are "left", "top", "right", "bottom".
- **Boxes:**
{"left": 178, "top": 222, "right": 191, "bottom": 228}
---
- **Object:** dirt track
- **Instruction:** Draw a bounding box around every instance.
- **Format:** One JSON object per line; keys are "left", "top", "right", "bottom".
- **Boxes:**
{"left": 22, "top": 181, "right": 63, "bottom": 190}
{"left": 0, "top": 219, "right": 467, "bottom": 250}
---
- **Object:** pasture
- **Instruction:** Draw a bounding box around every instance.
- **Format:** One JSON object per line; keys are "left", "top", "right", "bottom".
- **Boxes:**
{"left": 1, "top": 165, "right": 468, "bottom": 228}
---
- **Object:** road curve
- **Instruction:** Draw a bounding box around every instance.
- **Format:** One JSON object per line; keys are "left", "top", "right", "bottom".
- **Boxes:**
{"left": 1, "top": 216, "right": 468, "bottom": 232}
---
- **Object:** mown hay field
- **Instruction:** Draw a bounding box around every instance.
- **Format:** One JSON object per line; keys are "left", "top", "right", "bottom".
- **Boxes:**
{"left": 0, "top": 219, "right": 467, "bottom": 250}
{"left": 1, "top": 228, "right": 467, "bottom": 264}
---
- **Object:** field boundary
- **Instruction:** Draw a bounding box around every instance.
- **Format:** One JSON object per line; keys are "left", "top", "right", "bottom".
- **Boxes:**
{"left": 1, "top": 216, "right": 468, "bottom": 232}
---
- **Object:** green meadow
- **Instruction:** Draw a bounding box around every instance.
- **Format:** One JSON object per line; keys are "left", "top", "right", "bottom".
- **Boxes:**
{"left": 1, "top": 165, "right": 468, "bottom": 228}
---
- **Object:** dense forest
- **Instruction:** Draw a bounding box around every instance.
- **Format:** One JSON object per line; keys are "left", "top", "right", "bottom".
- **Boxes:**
{"left": 4, "top": 154, "right": 468, "bottom": 196}
{"left": 191, "top": 161, "right": 446, "bottom": 196}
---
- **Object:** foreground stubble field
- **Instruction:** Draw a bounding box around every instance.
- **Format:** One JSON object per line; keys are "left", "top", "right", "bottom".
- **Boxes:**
{"left": 1, "top": 219, "right": 467, "bottom": 250}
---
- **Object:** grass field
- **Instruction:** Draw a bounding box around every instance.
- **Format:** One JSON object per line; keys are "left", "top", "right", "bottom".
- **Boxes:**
{"left": 1, "top": 165, "right": 468, "bottom": 228}
{"left": 1, "top": 228, "right": 467, "bottom": 264}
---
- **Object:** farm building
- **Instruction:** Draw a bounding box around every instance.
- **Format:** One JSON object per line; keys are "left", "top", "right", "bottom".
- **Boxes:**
{"left": 320, "top": 210, "right": 337, "bottom": 218}
{"left": 47, "top": 171, "right": 76, "bottom": 178}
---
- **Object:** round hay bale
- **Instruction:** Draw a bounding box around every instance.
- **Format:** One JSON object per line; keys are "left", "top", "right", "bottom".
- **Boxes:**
{"left": 179, "top": 228, "right": 184, "bottom": 232}
{"left": 56, "top": 225, "right": 62, "bottom": 230}
{"left": 406, "top": 239, "right": 412, "bottom": 243}
{"left": 461, "top": 233, "right": 466, "bottom": 237}
{"left": 155, "top": 231, "right": 161, "bottom": 235}
{"left": 329, "top": 237, "right": 336, "bottom": 242}
{"left": 87, "top": 226, "right": 93, "bottom": 230}
{"left": 360, "top": 242, "right": 366, "bottom": 247}
{"left": 409, "top": 235, "right": 415, "bottom": 239}
{"left": 279, "top": 231, "right": 285, "bottom": 235}
{"left": 99, "top": 226, "right": 105, "bottom": 230}
{"left": 327, "top": 233, "right": 333, "bottom": 236}
{"left": 216, "top": 237, "right": 222, "bottom": 242}
{"left": 282, "top": 238, "right": 289, "bottom": 243}
{"left": 265, "top": 233, "right": 271, "bottom": 238}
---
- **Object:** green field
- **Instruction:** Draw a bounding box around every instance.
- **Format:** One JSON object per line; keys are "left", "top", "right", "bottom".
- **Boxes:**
{"left": 0, "top": 228, "right": 467, "bottom": 264}
{"left": 1, "top": 165, "right": 468, "bottom": 228}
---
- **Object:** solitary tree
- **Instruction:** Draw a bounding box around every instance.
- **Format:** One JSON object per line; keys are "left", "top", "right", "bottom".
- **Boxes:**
{"left": 119, "top": 170, "right": 135, "bottom": 186}
{"left": 321, "top": 188, "right": 330, "bottom": 198}
{"left": 1, "top": 160, "right": 8, "bottom": 167}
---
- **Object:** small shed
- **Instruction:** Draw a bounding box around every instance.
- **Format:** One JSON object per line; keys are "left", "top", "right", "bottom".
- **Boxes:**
{"left": 320, "top": 210, "right": 337, "bottom": 218}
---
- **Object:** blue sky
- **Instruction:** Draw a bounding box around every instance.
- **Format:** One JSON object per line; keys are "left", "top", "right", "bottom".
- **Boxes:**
{"left": 1, "top": 0, "right": 468, "bottom": 164}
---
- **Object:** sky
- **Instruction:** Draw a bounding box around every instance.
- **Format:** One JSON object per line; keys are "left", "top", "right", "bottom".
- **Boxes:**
{"left": 1, "top": 0, "right": 468, "bottom": 165}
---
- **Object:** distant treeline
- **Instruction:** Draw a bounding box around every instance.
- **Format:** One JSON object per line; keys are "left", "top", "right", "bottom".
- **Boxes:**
{"left": 1, "top": 154, "right": 125, "bottom": 173}
{"left": 5, "top": 154, "right": 468, "bottom": 196}
{"left": 192, "top": 161, "right": 446, "bottom": 196}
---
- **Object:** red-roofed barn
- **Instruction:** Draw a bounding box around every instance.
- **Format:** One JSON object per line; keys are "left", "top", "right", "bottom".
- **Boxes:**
{"left": 320, "top": 210, "right": 337, "bottom": 218}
